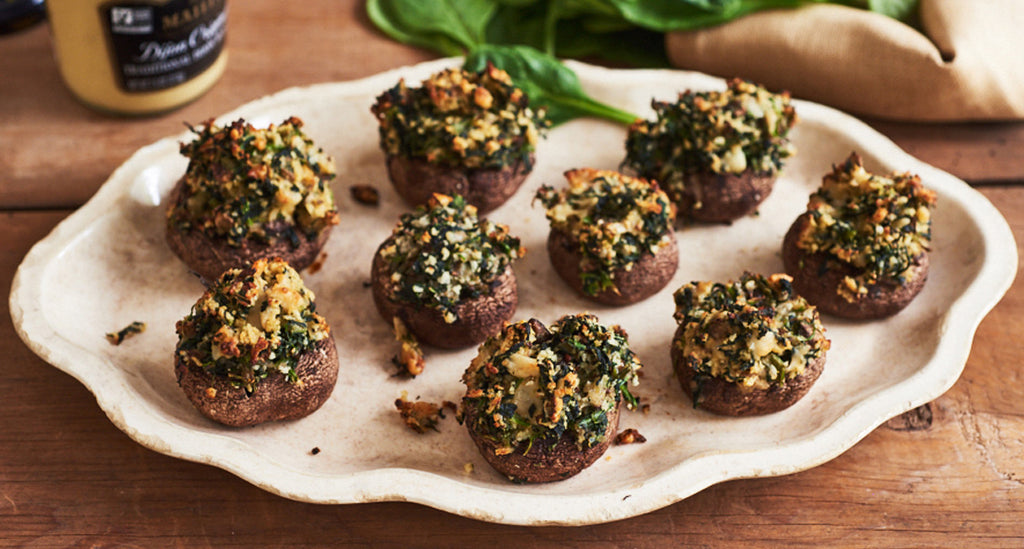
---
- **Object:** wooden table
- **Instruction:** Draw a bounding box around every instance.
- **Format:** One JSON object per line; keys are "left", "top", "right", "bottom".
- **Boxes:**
{"left": 2, "top": 2, "right": 1022, "bottom": 546}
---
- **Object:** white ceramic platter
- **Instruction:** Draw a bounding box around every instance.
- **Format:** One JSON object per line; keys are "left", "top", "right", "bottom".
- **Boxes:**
{"left": 10, "top": 59, "right": 1017, "bottom": 525}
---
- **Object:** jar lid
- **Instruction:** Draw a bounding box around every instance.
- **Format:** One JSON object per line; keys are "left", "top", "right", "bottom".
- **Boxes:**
{"left": 0, "top": 0, "right": 45, "bottom": 34}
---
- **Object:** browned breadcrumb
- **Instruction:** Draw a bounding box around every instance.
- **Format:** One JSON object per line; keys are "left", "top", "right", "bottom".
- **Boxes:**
{"left": 310, "top": 447, "right": 321, "bottom": 455}
{"left": 350, "top": 184, "right": 380, "bottom": 206}
{"left": 640, "top": 403, "right": 651, "bottom": 415}
{"left": 395, "top": 394, "right": 446, "bottom": 433}
{"left": 391, "top": 317, "right": 425, "bottom": 377}
{"left": 106, "top": 321, "right": 146, "bottom": 345}
{"left": 307, "top": 252, "right": 327, "bottom": 274}
{"left": 615, "top": 428, "right": 647, "bottom": 445}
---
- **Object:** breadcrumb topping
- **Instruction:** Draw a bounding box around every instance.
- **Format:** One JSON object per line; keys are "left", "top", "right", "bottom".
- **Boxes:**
{"left": 170, "top": 117, "right": 339, "bottom": 247}
{"left": 797, "top": 153, "right": 937, "bottom": 301}
{"left": 673, "top": 272, "right": 828, "bottom": 392}
{"left": 462, "top": 314, "right": 641, "bottom": 454}
{"left": 535, "top": 168, "right": 675, "bottom": 296}
{"left": 175, "top": 258, "right": 329, "bottom": 393}
{"left": 379, "top": 193, "right": 523, "bottom": 323}
{"left": 371, "top": 65, "right": 547, "bottom": 170}
{"left": 624, "top": 79, "right": 797, "bottom": 206}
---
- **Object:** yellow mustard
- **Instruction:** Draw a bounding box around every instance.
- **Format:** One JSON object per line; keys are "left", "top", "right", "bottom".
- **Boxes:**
{"left": 47, "top": 0, "right": 228, "bottom": 115}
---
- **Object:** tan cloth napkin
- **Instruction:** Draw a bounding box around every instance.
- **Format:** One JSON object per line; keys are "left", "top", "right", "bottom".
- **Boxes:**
{"left": 665, "top": 0, "right": 1024, "bottom": 121}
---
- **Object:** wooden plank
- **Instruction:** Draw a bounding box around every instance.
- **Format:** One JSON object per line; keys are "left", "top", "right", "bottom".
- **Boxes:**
{"left": 867, "top": 120, "right": 1024, "bottom": 184}
{"left": 1, "top": 187, "right": 1021, "bottom": 545}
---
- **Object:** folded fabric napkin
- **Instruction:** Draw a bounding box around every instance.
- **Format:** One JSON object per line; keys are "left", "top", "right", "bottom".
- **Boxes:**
{"left": 665, "top": 0, "right": 1024, "bottom": 121}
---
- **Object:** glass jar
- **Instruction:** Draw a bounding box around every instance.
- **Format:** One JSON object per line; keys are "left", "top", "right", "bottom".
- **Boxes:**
{"left": 47, "top": 0, "right": 228, "bottom": 115}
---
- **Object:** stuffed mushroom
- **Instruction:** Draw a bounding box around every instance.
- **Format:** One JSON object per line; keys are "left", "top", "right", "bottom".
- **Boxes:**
{"left": 461, "top": 314, "right": 642, "bottom": 483}
{"left": 535, "top": 168, "right": 678, "bottom": 305}
{"left": 671, "top": 272, "right": 829, "bottom": 416}
{"left": 371, "top": 64, "right": 547, "bottom": 213}
{"left": 782, "top": 153, "right": 937, "bottom": 319}
{"left": 165, "top": 117, "right": 339, "bottom": 282}
{"left": 174, "top": 257, "right": 338, "bottom": 427}
{"left": 623, "top": 79, "right": 797, "bottom": 223}
{"left": 370, "top": 193, "right": 523, "bottom": 349}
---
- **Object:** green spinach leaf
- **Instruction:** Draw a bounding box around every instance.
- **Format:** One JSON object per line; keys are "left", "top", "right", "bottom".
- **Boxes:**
{"left": 866, "top": 0, "right": 919, "bottom": 21}
{"left": 366, "top": 0, "right": 498, "bottom": 54}
{"left": 465, "top": 45, "right": 638, "bottom": 125}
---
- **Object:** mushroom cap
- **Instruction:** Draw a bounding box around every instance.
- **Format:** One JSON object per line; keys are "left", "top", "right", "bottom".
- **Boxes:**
{"left": 782, "top": 212, "right": 929, "bottom": 319}
{"left": 175, "top": 336, "right": 339, "bottom": 427}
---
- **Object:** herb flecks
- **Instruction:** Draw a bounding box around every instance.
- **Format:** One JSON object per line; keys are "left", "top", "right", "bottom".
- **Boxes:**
{"left": 106, "top": 321, "right": 146, "bottom": 345}
{"left": 797, "top": 153, "right": 937, "bottom": 301}
{"left": 371, "top": 64, "right": 547, "bottom": 170}
{"left": 536, "top": 168, "right": 675, "bottom": 296}
{"left": 169, "top": 117, "right": 339, "bottom": 247}
{"left": 673, "top": 272, "right": 829, "bottom": 391}
{"left": 462, "top": 314, "right": 642, "bottom": 454}
{"left": 379, "top": 193, "right": 523, "bottom": 323}
{"left": 174, "top": 258, "right": 329, "bottom": 394}
{"left": 624, "top": 79, "right": 797, "bottom": 205}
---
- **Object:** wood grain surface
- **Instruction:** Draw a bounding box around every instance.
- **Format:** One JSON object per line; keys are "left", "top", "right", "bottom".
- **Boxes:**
{"left": 1, "top": 1, "right": 1022, "bottom": 546}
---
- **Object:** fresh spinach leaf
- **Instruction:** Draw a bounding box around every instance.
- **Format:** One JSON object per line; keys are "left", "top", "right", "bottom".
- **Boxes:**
{"left": 828, "top": 0, "right": 919, "bottom": 22}
{"left": 487, "top": 3, "right": 668, "bottom": 66}
{"left": 486, "top": 3, "right": 549, "bottom": 51}
{"left": 465, "top": 45, "right": 639, "bottom": 125}
{"left": 366, "top": 0, "right": 498, "bottom": 54}
{"left": 555, "top": 21, "right": 669, "bottom": 67}
{"left": 605, "top": 0, "right": 826, "bottom": 31}
{"left": 866, "top": 0, "right": 919, "bottom": 21}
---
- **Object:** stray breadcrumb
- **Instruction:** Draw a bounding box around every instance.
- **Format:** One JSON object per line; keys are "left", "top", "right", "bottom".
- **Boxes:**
{"left": 310, "top": 447, "right": 321, "bottom": 455}
{"left": 106, "top": 321, "right": 146, "bottom": 345}
{"left": 395, "top": 393, "right": 446, "bottom": 433}
{"left": 307, "top": 252, "right": 327, "bottom": 274}
{"left": 641, "top": 403, "right": 651, "bottom": 415}
{"left": 391, "top": 317, "right": 425, "bottom": 377}
{"left": 463, "top": 462, "right": 474, "bottom": 475}
{"left": 615, "top": 428, "right": 647, "bottom": 445}
{"left": 350, "top": 184, "right": 380, "bottom": 206}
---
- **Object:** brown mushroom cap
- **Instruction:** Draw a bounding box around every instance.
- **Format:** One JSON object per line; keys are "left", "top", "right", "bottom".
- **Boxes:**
{"left": 385, "top": 154, "right": 534, "bottom": 213}
{"left": 670, "top": 325, "right": 825, "bottom": 416}
{"left": 547, "top": 228, "right": 679, "bottom": 306}
{"left": 672, "top": 170, "right": 776, "bottom": 223}
{"left": 370, "top": 245, "right": 518, "bottom": 349}
{"left": 175, "top": 336, "right": 339, "bottom": 427}
{"left": 164, "top": 177, "right": 331, "bottom": 283}
{"left": 782, "top": 212, "right": 929, "bottom": 319}
{"left": 462, "top": 399, "right": 621, "bottom": 483}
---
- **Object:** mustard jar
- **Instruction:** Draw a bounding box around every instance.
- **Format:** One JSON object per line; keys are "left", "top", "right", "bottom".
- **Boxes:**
{"left": 47, "top": 0, "right": 228, "bottom": 115}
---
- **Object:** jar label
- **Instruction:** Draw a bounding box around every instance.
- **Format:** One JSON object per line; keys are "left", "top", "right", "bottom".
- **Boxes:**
{"left": 101, "top": 0, "right": 227, "bottom": 93}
